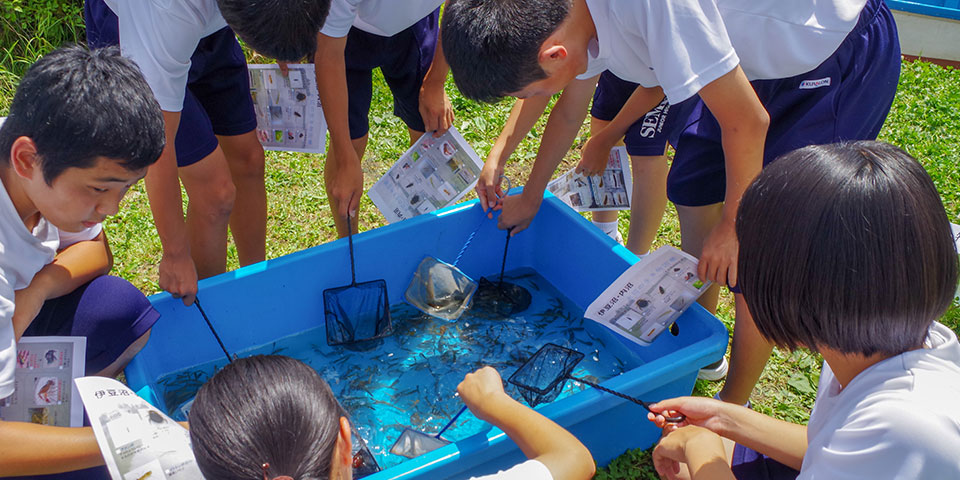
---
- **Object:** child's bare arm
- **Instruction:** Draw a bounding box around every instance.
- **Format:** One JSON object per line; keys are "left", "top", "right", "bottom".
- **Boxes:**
{"left": 12, "top": 230, "right": 112, "bottom": 339}
{"left": 458, "top": 367, "right": 595, "bottom": 480}
{"left": 694, "top": 66, "right": 769, "bottom": 288}
{"left": 146, "top": 110, "right": 198, "bottom": 306}
{"left": 648, "top": 396, "right": 806, "bottom": 470}
{"left": 313, "top": 33, "right": 363, "bottom": 219}
{"left": 478, "top": 95, "right": 552, "bottom": 213}
{"left": 419, "top": 4, "right": 454, "bottom": 137}
{"left": 0, "top": 421, "right": 103, "bottom": 475}
{"left": 498, "top": 76, "right": 597, "bottom": 234}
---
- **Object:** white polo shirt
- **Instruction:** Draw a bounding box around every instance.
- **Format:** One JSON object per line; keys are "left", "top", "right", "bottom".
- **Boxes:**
{"left": 799, "top": 322, "right": 960, "bottom": 479}
{"left": 103, "top": 0, "right": 227, "bottom": 112}
{"left": 319, "top": 0, "right": 443, "bottom": 38}
{"left": 0, "top": 182, "right": 101, "bottom": 400}
{"left": 580, "top": 0, "right": 867, "bottom": 104}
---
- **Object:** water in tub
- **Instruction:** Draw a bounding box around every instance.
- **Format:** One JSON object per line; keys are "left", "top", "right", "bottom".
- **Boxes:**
{"left": 154, "top": 268, "right": 645, "bottom": 469}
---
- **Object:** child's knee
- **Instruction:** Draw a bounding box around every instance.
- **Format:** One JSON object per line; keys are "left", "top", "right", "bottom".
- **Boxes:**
{"left": 191, "top": 176, "right": 237, "bottom": 220}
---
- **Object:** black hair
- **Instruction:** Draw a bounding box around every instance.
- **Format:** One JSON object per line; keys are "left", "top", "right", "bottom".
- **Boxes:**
{"left": 441, "top": 0, "right": 571, "bottom": 102}
{"left": 189, "top": 355, "right": 347, "bottom": 480}
{"left": 217, "top": 0, "right": 330, "bottom": 61}
{"left": 0, "top": 45, "right": 164, "bottom": 183}
{"left": 737, "top": 141, "right": 959, "bottom": 356}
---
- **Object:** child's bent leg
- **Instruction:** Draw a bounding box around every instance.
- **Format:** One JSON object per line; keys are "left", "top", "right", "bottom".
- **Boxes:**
{"left": 717, "top": 294, "right": 775, "bottom": 405}
{"left": 180, "top": 148, "right": 235, "bottom": 279}
{"left": 625, "top": 153, "right": 669, "bottom": 256}
{"left": 218, "top": 131, "right": 266, "bottom": 267}
{"left": 22, "top": 276, "right": 160, "bottom": 376}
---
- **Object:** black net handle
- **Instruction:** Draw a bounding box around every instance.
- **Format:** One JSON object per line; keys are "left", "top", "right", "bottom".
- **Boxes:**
{"left": 194, "top": 297, "right": 233, "bottom": 363}
{"left": 498, "top": 227, "right": 514, "bottom": 289}
{"left": 570, "top": 375, "right": 684, "bottom": 423}
{"left": 347, "top": 213, "right": 356, "bottom": 285}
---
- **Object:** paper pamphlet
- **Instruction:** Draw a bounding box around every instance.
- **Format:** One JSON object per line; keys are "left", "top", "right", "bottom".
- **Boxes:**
{"left": 248, "top": 63, "right": 327, "bottom": 153}
{"left": 585, "top": 246, "right": 710, "bottom": 346}
{"left": 75, "top": 376, "right": 202, "bottom": 480}
{"left": 368, "top": 127, "right": 484, "bottom": 223}
{"left": 0, "top": 336, "right": 85, "bottom": 427}
{"left": 547, "top": 146, "right": 632, "bottom": 212}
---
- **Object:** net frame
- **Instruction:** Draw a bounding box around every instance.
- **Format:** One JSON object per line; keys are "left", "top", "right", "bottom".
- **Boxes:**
{"left": 323, "top": 214, "right": 393, "bottom": 346}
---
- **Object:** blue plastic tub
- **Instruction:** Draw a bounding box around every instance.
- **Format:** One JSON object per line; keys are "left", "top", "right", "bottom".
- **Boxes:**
{"left": 125, "top": 192, "right": 728, "bottom": 478}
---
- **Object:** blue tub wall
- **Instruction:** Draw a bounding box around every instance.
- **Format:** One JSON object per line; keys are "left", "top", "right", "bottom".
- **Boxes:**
{"left": 125, "top": 192, "right": 728, "bottom": 475}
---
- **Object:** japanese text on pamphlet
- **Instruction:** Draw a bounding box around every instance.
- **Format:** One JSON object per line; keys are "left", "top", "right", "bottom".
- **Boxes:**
{"left": 368, "top": 127, "right": 484, "bottom": 223}
{"left": 586, "top": 246, "right": 710, "bottom": 345}
{"left": 75, "top": 376, "right": 202, "bottom": 480}
{"left": 547, "top": 147, "right": 632, "bottom": 212}
{"left": 0, "top": 336, "right": 85, "bottom": 427}
{"left": 248, "top": 63, "right": 327, "bottom": 153}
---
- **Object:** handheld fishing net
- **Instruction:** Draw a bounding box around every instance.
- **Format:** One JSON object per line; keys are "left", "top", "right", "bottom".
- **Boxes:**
{"left": 389, "top": 405, "right": 468, "bottom": 459}
{"left": 509, "top": 343, "right": 684, "bottom": 422}
{"left": 323, "top": 214, "right": 392, "bottom": 346}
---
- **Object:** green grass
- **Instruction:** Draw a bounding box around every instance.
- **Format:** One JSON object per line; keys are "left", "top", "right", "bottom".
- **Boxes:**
{"left": 2, "top": 25, "right": 960, "bottom": 478}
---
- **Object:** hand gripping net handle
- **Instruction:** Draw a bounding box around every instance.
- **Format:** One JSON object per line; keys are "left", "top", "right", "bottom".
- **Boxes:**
{"left": 570, "top": 375, "right": 684, "bottom": 423}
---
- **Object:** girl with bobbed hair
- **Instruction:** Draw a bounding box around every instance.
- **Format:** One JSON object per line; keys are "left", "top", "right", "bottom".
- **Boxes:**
{"left": 646, "top": 141, "right": 960, "bottom": 480}
{"left": 189, "top": 355, "right": 595, "bottom": 480}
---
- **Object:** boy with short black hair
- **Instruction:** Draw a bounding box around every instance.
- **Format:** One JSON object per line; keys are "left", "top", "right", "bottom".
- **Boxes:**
{"left": 647, "top": 141, "right": 960, "bottom": 479}
{"left": 444, "top": 0, "right": 901, "bottom": 404}
{"left": 85, "top": 0, "right": 269, "bottom": 306}
{"left": 216, "top": 0, "right": 331, "bottom": 62}
{"left": 0, "top": 45, "right": 165, "bottom": 477}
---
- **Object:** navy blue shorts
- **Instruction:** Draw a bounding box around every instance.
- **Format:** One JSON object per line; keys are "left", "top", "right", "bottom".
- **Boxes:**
{"left": 22, "top": 275, "right": 159, "bottom": 374}
{"left": 84, "top": 0, "right": 257, "bottom": 167}
{"left": 666, "top": 0, "right": 900, "bottom": 207}
{"left": 731, "top": 443, "right": 799, "bottom": 480}
{"left": 591, "top": 71, "right": 674, "bottom": 157}
{"left": 343, "top": 8, "right": 440, "bottom": 139}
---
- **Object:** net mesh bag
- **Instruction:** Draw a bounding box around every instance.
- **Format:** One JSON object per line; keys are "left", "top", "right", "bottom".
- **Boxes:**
{"left": 389, "top": 427, "right": 451, "bottom": 459}
{"left": 508, "top": 343, "right": 585, "bottom": 408}
{"left": 471, "top": 277, "right": 532, "bottom": 318}
{"left": 405, "top": 256, "right": 478, "bottom": 321}
{"left": 323, "top": 279, "right": 392, "bottom": 346}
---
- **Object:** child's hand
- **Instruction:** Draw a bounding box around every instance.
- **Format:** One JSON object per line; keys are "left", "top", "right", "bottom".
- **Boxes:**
{"left": 497, "top": 193, "right": 540, "bottom": 235}
{"left": 653, "top": 426, "right": 727, "bottom": 480}
{"left": 419, "top": 82, "right": 454, "bottom": 137}
{"left": 576, "top": 130, "right": 615, "bottom": 177}
{"left": 699, "top": 220, "right": 739, "bottom": 287}
{"left": 476, "top": 160, "right": 505, "bottom": 216}
{"left": 646, "top": 396, "right": 728, "bottom": 434}
{"left": 328, "top": 147, "right": 364, "bottom": 219}
{"left": 457, "top": 366, "right": 509, "bottom": 423}
{"left": 159, "top": 252, "right": 199, "bottom": 306}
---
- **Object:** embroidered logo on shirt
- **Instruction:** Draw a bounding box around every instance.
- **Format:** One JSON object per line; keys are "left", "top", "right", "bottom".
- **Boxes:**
{"left": 799, "top": 77, "right": 832, "bottom": 89}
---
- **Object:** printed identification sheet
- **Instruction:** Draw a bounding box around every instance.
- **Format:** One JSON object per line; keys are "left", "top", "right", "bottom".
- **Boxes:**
{"left": 0, "top": 336, "right": 85, "bottom": 427}
{"left": 248, "top": 63, "right": 326, "bottom": 153}
{"left": 368, "top": 127, "right": 484, "bottom": 223}
{"left": 75, "top": 376, "right": 202, "bottom": 480}
{"left": 586, "top": 246, "right": 710, "bottom": 345}
{"left": 547, "top": 146, "right": 632, "bottom": 212}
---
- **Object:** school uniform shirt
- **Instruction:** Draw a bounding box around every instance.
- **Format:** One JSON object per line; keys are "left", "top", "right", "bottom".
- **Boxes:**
{"left": 467, "top": 459, "right": 553, "bottom": 480}
{"left": 0, "top": 182, "right": 102, "bottom": 400}
{"left": 579, "top": 0, "right": 868, "bottom": 104}
{"left": 799, "top": 322, "right": 960, "bottom": 479}
{"left": 319, "top": 0, "right": 443, "bottom": 38}
{"left": 102, "top": 0, "right": 227, "bottom": 111}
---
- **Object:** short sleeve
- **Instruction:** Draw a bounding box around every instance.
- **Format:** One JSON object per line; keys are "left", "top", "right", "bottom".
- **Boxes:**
{"left": 467, "top": 460, "right": 553, "bottom": 480}
{"left": 636, "top": 0, "right": 739, "bottom": 103}
{"left": 58, "top": 224, "right": 103, "bottom": 249}
{"left": 114, "top": 0, "right": 206, "bottom": 111}
{"left": 319, "top": 0, "right": 361, "bottom": 38}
